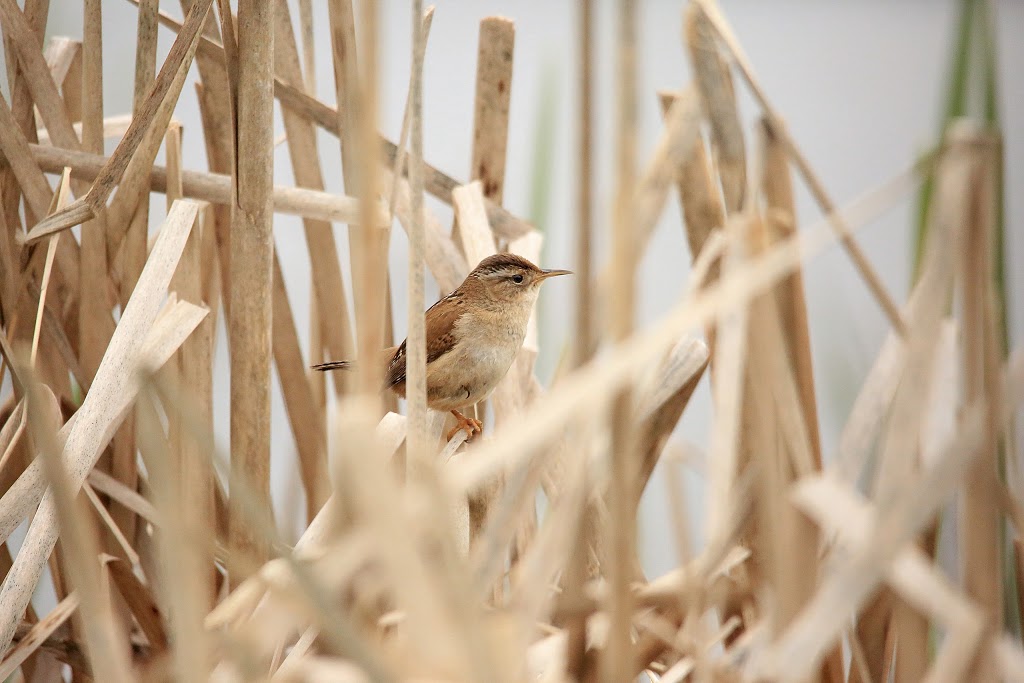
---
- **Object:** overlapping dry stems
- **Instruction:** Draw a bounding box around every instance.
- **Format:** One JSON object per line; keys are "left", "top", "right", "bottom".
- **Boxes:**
{"left": 0, "top": 1, "right": 1019, "bottom": 681}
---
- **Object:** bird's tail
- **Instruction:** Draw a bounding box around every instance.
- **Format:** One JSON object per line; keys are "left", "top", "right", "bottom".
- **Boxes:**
{"left": 311, "top": 360, "right": 353, "bottom": 372}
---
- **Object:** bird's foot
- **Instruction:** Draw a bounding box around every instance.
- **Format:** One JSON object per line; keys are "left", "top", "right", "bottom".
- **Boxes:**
{"left": 447, "top": 409, "right": 483, "bottom": 442}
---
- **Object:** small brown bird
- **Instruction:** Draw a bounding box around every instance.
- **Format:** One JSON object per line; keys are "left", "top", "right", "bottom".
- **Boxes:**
{"left": 312, "top": 253, "right": 571, "bottom": 441}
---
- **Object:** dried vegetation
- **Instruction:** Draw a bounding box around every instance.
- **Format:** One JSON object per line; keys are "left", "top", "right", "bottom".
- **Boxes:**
{"left": 0, "top": 0, "right": 1019, "bottom": 681}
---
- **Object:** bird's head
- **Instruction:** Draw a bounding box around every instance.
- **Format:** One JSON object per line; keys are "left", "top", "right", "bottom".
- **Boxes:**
{"left": 467, "top": 253, "right": 571, "bottom": 306}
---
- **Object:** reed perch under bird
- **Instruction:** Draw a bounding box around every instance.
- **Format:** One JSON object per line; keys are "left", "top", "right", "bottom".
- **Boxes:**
{"left": 312, "top": 253, "right": 571, "bottom": 441}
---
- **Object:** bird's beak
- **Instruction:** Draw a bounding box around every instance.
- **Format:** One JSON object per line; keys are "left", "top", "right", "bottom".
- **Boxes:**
{"left": 537, "top": 268, "right": 572, "bottom": 281}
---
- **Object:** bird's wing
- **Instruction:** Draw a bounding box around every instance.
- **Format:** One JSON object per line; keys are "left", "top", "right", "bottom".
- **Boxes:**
{"left": 385, "top": 290, "right": 466, "bottom": 390}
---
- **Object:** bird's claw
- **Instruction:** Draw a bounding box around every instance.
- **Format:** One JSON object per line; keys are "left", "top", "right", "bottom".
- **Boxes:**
{"left": 447, "top": 410, "right": 483, "bottom": 442}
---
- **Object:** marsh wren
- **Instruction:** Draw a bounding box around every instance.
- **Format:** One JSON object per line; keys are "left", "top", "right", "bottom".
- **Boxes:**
{"left": 312, "top": 253, "right": 571, "bottom": 441}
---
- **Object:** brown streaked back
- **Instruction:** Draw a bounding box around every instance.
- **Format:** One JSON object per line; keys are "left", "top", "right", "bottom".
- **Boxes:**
{"left": 385, "top": 288, "right": 468, "bottom": 394}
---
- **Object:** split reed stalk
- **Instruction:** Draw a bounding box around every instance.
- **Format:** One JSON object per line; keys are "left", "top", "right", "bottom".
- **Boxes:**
{"left": 604, "top": 0, "right": 639, "bottom": 681}
{"left": 404, "top": 0, "right": 429, "bottom": 477}
{"left": 229, "top": 0, "right": 275, "bottom": 579}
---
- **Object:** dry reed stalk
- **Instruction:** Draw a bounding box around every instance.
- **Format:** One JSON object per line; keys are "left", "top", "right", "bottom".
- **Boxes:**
{"left": 754, "top": 342, "right": 1024, "bottom": 680}
{"left": 212, "top": 0, "right": 238, "bottom": 109}
{"left": 466, "top": 422, "right": 562, "bottom": 596}
{"left": 352, "top": 0, "right": 389, "bottom": 406}
{"left": 718, "top": 216, "right": 775, "bottom": 649}
{"left": 376, "top": 8, "right": 432, "bottom": 421}
{"left": 119, "top": 0, "right": 157, "bottom": 297}
{"left": 275, "top": 0, "right": 357, "bottom": 399}
{"left": 386, "top": 5, "right": 434, "bottom": 223}
{"left": 325, "top": 408, "right": 478, "bottom": 678}
{"left": 634, "top": 338, "right": 709, "bottom": 494}
{"left": 574, "top": 337, "right": 710, "bottom": 598}
{"left": 22, "top": 379, "right": 133, "bottom": 683}
{"left": 207, "top": 416, "right": 406, "bottom": 634}
{"left": 20, "top": 279, "right": 85, "bottom": 395}
{"left": 505, "top": 441, "right": 590, "bottom": 635}
{"left": 29, "top": 174, "right": 66, "bottom": 369}
{"left": 0, "top": 401, "right": 26, "bottom": 481}
{"left": 1, "top": 0, "right": 47, "bottom": 144}
{"left": 44, "top": 36, "right": 82, "bottom": 91}
{"left": 0, "top": 238, "right": 21, "bottom": 346}
{"left": 0, "top": 0, "right": 45, "bottom": 251}
{"left": 180, "top": 0, "right": 235, "bottom": 324}
{"left": 691, "top": 0, "right": 907, "bottom": 336}
{"left": 809, "top": 151, "right": 943, "bottom": 483}
{"left": 0, "top": 201, "right": 203, "bottom": 653}
{"left": 0, "top": 0, "right": 80, "bottom": 153}
{"left": 297, "top": 0, "right": 315, "bottom": 92}
{"left": 35, "top": 113, "right": 135, "bottom": 146}
{"left": 450, "top": 181, "right": 504, "bottom": 565}
{"left": 453, "top": 184, "right": 498, "bottom": 268}
{"left": 404, "top": 0, "right": 429, "bottom": 477}
{"left": 0, "top": 593, "right": 78, "bottom": 680}
{"left": 758, "top": 116, "right": 845, "bottom": 682}
{"left": 262, "top": 75, "right": 535, "bottom": 241}
{"left": 81, "top": 485, "right": 138, "bottom": 568}
{"left": 0, "top": 408, "right": 36, "bottom": 676}
{"left": 229, "top": 0, "right": 275, "bottom": 579}
{"left": 194, "top": 93, "right": 234, "bottom": 328}
{"left": 451, "top": 16, "right": 514, "bottom": 252}
{"left": 864, "top": 126, "right": 976, "bottom": 678}
{"left": 659, "top": 84, "right": 730, "bottom": 543}
{"left": 326, "top": 0, "right": 359, "bottom": 199}
{"left": 99, "top": 555, "right": 164, "bottom": 647}
{"left": 60, "top": 60, "right": 86, "bottom": 119}
{"left": 573, "top": 0, "right": 595, "bottom": 370}
{"left": 958, "top": 129, "right": 1001, "bottom": 679}
{"left": 603, "top": 0, "right": 640, "bottom": 680}
{"left": 79, "top": 0, "right": 111, "bottom": 392}
{"left": 270, "top": 252, "right": 331, "bottom": 521}
{"left": 260, "top": 2, "right": 336, "bottom": 521}
{"left": 253, "top": 67, "right": 536, "bottom": 235}
{"left": 27, "top": 143, "right": 370, "bottom": 228}
{"left": 133, "top": 385, "right": 209, "bottom": 682}
{"left": 388, "top": 172, "right": 468, "bottom": 294}
{"left": 630, "top": 90, "right": 704, "bottom": 259}
{"left": 87, "top": 468, "right": 159, "bottom": 526}
{"left": 738, "top": 219, "right": 821, "bottom": 647}
{"left": 451, "top": 15, "right": 515, "bottom": 488}
{"left": 196, "top": 200, "right": 220, "bottom": 327}
{"left": 758, "top": 119, "right": 821, "bottom": 468}
{"left": 0, "top": 95, "right": 53, "bottom": 218}
{"left": 684, "top": 4, "right": 745, "bottom": 213}
{"left": 793, "top": 478, "right": 986, "bottom": 682}
{"left": 630, "top": 545, "right": 755, "bottom": 676}
{"left": 0, "top": 87, "right": 85, "bottom": 395}
{"left": 166, "top": 123, "right": 218, "bottom": 622}
{"left": 109, "top": 0, "right": 161, "bottom": 555}
{"left": 704, "top": 221, "right": 749, "bottom": 557}
{"left": 323, "top": 0, "right": 380, "bottom": 408}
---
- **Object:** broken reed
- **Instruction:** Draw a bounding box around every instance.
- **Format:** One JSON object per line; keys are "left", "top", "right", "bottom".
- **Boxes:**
{"left": 0, "top": 0, "right": 1020, "bottom": 681}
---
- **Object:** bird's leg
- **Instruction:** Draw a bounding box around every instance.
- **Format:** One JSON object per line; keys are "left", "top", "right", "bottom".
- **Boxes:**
{"left": 447, "top": 409, "right": 483, "bottom": 442}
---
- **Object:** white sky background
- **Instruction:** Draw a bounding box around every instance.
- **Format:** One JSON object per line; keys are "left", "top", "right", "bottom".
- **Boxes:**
{"left": 23, "top": 0, "right": 1024, "bottom": 576}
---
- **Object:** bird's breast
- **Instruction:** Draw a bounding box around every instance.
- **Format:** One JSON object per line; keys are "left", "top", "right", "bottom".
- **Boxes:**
{"left": 458, "top": 308, "right": 526, "bottom": 375}
{"left": 421, "top": 306, "right": 529, "bottom": 411}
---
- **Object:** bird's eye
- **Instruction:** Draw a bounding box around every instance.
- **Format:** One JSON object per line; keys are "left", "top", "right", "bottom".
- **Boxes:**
{"left": 512, "top": 274, "right": 524, "bottom": 284}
